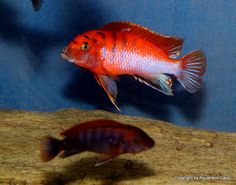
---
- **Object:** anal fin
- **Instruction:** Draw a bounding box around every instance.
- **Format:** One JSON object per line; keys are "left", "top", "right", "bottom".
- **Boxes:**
{"left": 134, "top": 74, "right": 173, "bottom": 96}
{"left": 95, "top": 155, "right": 116, "bottom": 167}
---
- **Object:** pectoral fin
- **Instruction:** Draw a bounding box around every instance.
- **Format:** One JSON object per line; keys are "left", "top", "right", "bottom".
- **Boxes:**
{"left": 94, "top": 74, "right": 120, "bottom": 111}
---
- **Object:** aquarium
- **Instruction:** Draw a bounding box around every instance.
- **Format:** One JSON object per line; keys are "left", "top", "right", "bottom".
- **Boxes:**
{"left": 0, "top": 0, "right": 235, "bottom": 185}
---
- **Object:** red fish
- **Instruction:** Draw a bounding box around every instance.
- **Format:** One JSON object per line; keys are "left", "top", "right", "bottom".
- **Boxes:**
{"left": 61, "top": 22, "right": 206, "bottom": 110}
{"left": 40, "top": 119, "right": 154, "bottom": 166}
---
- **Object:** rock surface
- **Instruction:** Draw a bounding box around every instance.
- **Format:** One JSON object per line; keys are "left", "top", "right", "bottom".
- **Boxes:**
{"left": 0, "top": 109, "right": 235, "bottom": 185}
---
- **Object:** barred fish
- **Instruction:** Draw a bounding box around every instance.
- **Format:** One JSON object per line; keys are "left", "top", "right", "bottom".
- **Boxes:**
{"left": 40, "top": 119, "right": 154, "bottom": 166}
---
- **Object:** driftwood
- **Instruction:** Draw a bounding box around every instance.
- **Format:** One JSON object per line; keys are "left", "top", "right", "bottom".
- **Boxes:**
{"left": 0, "top": 109, "right": 235, "bottom": 185}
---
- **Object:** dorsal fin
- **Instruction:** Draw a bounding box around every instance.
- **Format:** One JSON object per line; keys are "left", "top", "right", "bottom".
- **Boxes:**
{"left": 101, "top": 22, "right": 184, "bottom": 58}
{"left": 60, "top": 119, "right": 123, "bottom": 136}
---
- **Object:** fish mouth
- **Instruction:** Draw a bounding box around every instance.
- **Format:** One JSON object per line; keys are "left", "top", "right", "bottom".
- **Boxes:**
{"left": 61, "top": 48, "right": 74, "bottom": 63}
{"left": 148, "top": 139, "right": 155, "bottom": 149}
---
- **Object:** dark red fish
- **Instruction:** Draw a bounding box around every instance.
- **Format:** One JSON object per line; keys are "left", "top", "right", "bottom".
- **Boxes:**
{"left": 40, "top": 119, "right": 154, "bottom": 166}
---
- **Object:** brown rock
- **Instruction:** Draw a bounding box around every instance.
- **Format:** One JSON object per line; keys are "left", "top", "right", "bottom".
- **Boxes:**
{"left": 0, "top": 109, "right": 235, "bottom": 185}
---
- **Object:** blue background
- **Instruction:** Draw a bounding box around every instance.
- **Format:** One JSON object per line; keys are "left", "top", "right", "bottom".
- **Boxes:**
{"left": 0, "top": 0, "right": 235, "bottom": 132}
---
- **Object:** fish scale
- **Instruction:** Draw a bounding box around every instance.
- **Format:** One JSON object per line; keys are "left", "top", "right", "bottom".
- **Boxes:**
{"left": 40, "top": 119, "right": 155, "bottom": 164}
{"left": 61, "top": 21, "right": 206, "bottom": 110}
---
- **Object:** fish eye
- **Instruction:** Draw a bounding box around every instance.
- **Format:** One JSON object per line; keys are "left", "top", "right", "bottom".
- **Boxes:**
{"left": 80, "top": 42, "right": 89, "bottom": 51}
{"left": 136, "top": 136, "right": 143, "bottom": 143}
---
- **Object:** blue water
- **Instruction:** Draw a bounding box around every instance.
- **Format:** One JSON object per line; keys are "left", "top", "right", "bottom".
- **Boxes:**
{"left": 0, "top": 0, "right": 235, "bottom": 132}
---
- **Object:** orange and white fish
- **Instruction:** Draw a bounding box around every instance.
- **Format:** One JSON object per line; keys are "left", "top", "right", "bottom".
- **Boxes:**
{"left": 61, "top": 22, "right": 206, "bottom": 110}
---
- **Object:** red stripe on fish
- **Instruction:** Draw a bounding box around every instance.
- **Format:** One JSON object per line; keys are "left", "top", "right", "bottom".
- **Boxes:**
{"left": 61, "top": 21, "right": 206, "bottom": 110}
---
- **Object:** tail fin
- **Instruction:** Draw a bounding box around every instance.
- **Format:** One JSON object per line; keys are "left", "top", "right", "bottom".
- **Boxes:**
{"left": 40, "top": 136, "right": 61, "bottom": 162}
{"left": 178, "top": 50, "right": 206, "bottom": 93}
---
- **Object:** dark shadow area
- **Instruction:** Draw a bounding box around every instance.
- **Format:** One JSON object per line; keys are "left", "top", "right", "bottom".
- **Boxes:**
{"left": 43, "top": 157, "right": 155, "bottom": 185}
{"left": 0, "top": 0, "right": 104, "bottom": 72}
{"left": 64, "top": 73, "right": 206, "bottom": 123}
{"left": 0, "top": 0, "right": 63, "bottom": 72}
{"left": 117, "top": 76, "right": 206, "bottom": 123}
{"left": 169, "top": 83, "right": 207, "bottom": 124}
{"left": 0, "top": 0, "right": 21, "bottom": 42}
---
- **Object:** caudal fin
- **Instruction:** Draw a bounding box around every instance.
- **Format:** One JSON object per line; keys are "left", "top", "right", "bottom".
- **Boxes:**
{"left": 40, "top": 137, "right": 61, "bottom": 162}
{"left": 178, "top": 50, "right": 206, "bottom": 93}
